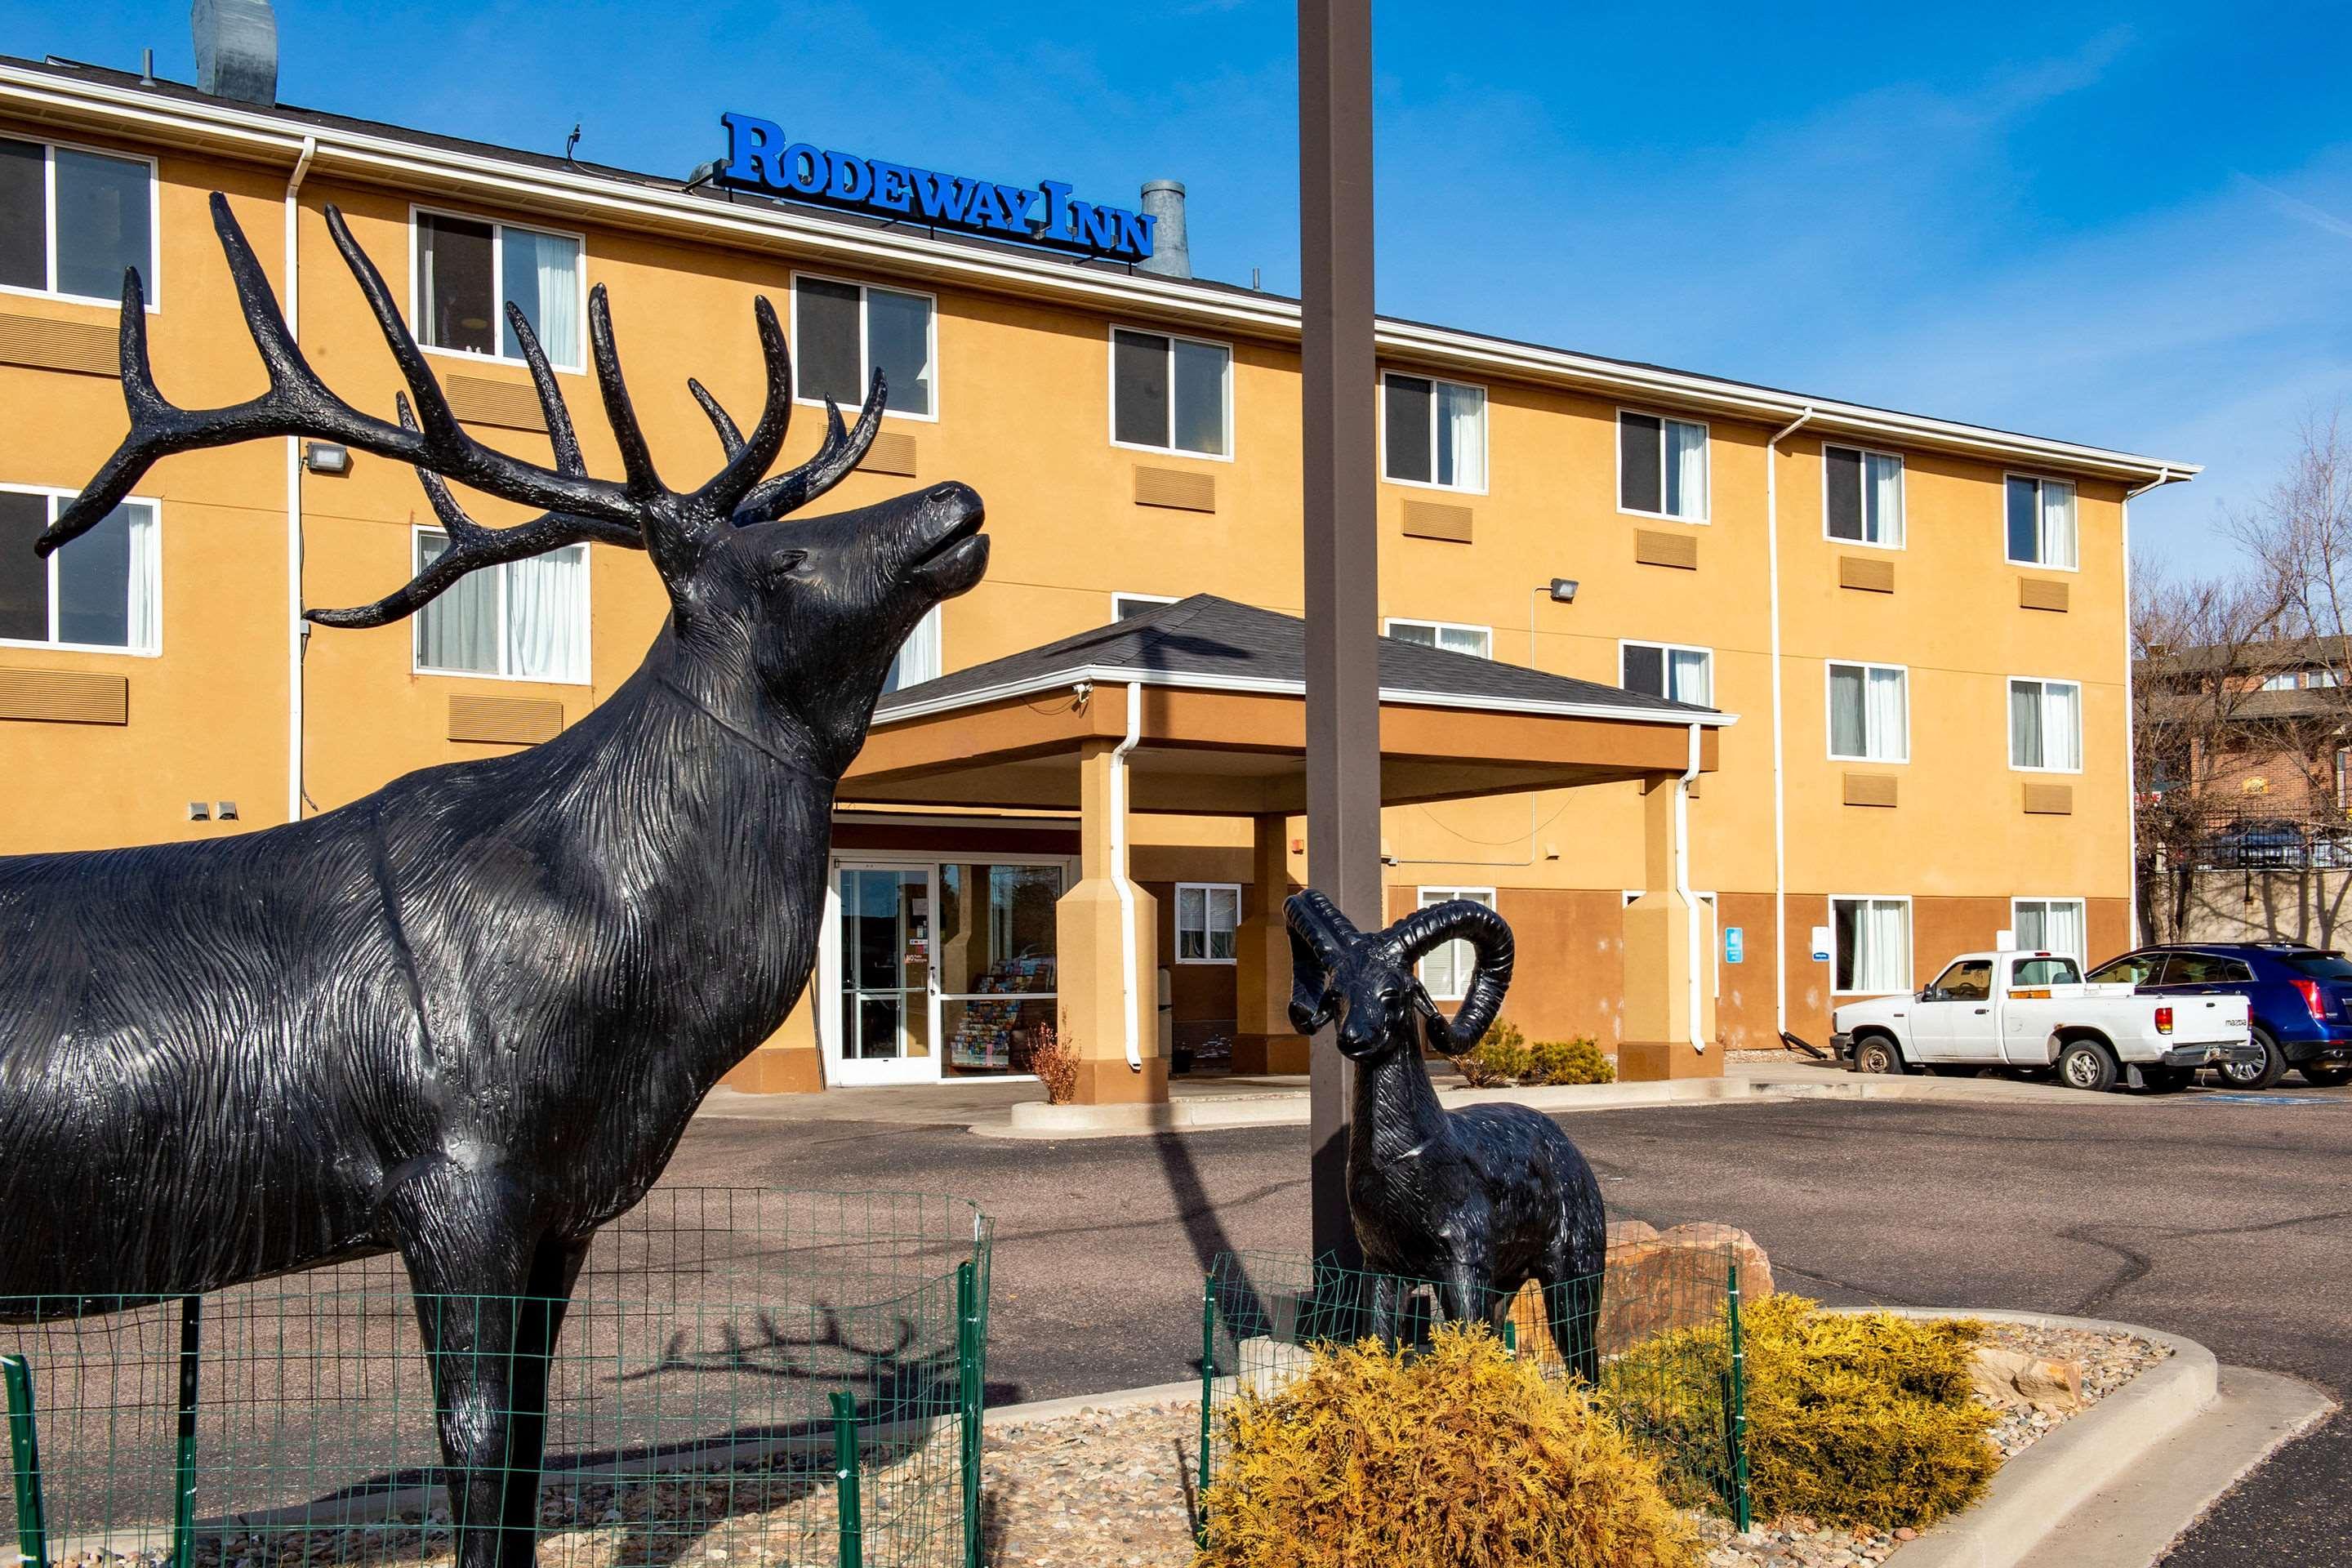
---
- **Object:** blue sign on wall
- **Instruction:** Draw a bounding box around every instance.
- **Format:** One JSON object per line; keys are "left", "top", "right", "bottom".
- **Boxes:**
{"left": 716, "top": 113, "right": 1156, "bottom": 263}
{"left": 1724, "top": 926, "right": 1744, "bottom": 964}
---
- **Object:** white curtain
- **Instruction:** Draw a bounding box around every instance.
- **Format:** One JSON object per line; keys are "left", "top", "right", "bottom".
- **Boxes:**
{"left": 1842, "top": 898, "right": 1909, "bottom": 991}
{"left": 884, "top": 606, "right": 942, "bottom": 693}
{"left": 2045, "top": 682, "right": 2081, "bottom": 770}
{"left": 1865, "top": 452, "right": 1904, "bottom": 545}
{"left": 123, "top": 501, "right": 159, "bottom": 653}
{"left": 2017, "top": 900, "right": 2086, "bottom": 963}
{"left": 1665, "top": 419, "right": 1708, "bottom": 518}
{"left": 2042, "top": 480, "right": 2078, "bottom": 568}
{"left": 415, "top": 532, "right": 498, "bottom": 674}
{"left": 1209, "top": 886, "right": 1239, "bottom": 960}
{"left": 506, "top": 544, "right": 586, "bottom": 682}
{"left": 1420, "top": 889, "right": 1494, "bottom": 999}
{"left": 1438, "top": 624, "right": 1491, "bottom": 658}
{"left": 502, "top": 228, "right": 581, "bottom": 368}
{"left": 1868, "top": 666, "right": 1906, "bottom": 760}
{"left": 1437, "top": 381, "right": 1484, "bottom": 489}
{"left": 1668, "top": 648, "right": 1710, "bottom": 704}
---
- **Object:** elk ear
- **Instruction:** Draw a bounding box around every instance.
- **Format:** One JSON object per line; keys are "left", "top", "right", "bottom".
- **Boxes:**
{"left": 1287, "top": 923, "right": 1339, "bottom": 1035}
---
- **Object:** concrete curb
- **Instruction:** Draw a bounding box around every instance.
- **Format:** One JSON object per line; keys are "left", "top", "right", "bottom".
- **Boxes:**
{"left": 987, "top": 1068, "right": 2087, "bottom": 1138}
{"left": 982, "top": 1378, "right": 1202, "bottom": 1430}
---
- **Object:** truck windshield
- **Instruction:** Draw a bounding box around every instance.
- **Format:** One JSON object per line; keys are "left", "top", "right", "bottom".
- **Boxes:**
{"left": 2013, "top": 957, "right": 2082, "bottom": 987}
{"left": 2283, "top": 953, "right": 2352, "bottom": 980}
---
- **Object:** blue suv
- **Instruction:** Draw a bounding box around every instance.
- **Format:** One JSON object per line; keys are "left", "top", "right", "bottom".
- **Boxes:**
{"left": 2084, "top": 943, "right": 2352, "bottom": 1089}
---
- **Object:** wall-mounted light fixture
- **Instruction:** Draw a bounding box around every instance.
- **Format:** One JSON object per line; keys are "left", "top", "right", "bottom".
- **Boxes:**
{"left": 302, "top": 441, "right": 350, "bottom": 474}
{"left": 1547, "top": 577, "right": 1579, "bottom": 604}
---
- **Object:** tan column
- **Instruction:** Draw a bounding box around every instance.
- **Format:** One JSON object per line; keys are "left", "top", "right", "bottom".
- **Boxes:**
{"left": 1621, "top": 773, "right": 1721, "bottom": 1080}
{"left": 1056, "top": 738, "right": 1167, "bottom": 1102}
{"left": 1232, "top": 813, "right": 1311, "bottom": 1075}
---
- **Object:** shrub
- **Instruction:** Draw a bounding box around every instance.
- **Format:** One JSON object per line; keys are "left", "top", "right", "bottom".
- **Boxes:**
{"left": 1029, "top": 1018, "right": 1080, "bottom": 1104}
{"left": 1194, "top": 1323, "right": 1699, "bottom": 1568}
{"left": 1609, "top": 1293, "right": 1998, "bottom": 1530}
{"left": 1456, "top": 1022, "right": 1617, "bottom": 1088}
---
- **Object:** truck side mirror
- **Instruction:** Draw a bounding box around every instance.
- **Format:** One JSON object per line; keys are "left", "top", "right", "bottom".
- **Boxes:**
{"left": 1919, "top": 987, "right": 1944, "bottom": 1002}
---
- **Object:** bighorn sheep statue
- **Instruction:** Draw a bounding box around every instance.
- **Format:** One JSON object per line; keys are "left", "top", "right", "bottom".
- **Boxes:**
{"left": 0, "top": 194, "right": 988, "bottom": 1568}
{"left": 1286, "top": 889, "right": 1605, "bottom": 1379}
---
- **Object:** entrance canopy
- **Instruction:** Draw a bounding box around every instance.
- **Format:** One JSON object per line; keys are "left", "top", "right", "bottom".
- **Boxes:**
{"left": 842, "top": 595, "right": 1730, "bottom": 814}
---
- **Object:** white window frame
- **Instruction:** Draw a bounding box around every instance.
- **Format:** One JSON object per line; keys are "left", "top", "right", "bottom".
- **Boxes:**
{"left": 1615, "top": 407, "right": 1711, "bottom": 524}
{"left": 1384, "top": 617, "right": 1493, "bottom": 658}
{"left": 1106, "top": 323, "right": 1235, "bottom": 462}
{"left": 2259, "top": 672, "right": 2297, "bottom": 693}
{"left": 0, "top": 136, "right": 162, "bottom": 312}
{"left": 1174, "top": 882, "right": 1241, "bottom": 965}
{"left": 788, "top": 270, "right": 941, "bottom": 423}
{"left": 2003, "top": 472, "right": 2080, "bottom": 572}
{"left": 1829, "top": 893, "right": 1913, "bottom": 996}
{"left": 1824, "top": 660, "right": 1910, "bottom": 764}
{"left": 409, "top": 204, "right": 588, "bottom": 375}
{"left": 2007, "top": 675, "right": 2084, "bottom": 774}
{"left": 2010, "top": 897, "right": 2088, "bottom": 964}
{"left": 1618, "top": 639, "right": 1714, "bottom": 705}
{"left": 1820, "top": 443, "right": 1907, "bottom": 550}
{"left": 0, "top": 482, "right": 163, "bottom": 657}
{"left": 408, "top": 523, "right": 592, "bottom": 685}
{"left": 1378, "top": 370, "right": 1490, "bottom": 496}
{"left": 1415, "top": 886, "right": 1497, "bottom": 1000}
{"left": 1111, "top": 591, "right": 1178, "bottom": 621}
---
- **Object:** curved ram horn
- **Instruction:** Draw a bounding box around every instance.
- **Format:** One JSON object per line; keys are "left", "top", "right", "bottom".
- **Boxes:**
{"left": 1382, "top": 899, "right": 1515, "bottom": 1052}
{"left": 1283, "top": 889, "right": 1361, "bottom": 1035}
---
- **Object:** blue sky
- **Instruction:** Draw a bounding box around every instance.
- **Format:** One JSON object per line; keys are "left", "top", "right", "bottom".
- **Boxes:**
{"left": 6, "top": 1, "right": 2348, "bottom": 565}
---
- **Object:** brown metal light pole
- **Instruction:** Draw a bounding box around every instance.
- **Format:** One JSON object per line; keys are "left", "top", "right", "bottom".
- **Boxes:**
{"left": 1298, "top": 0, "right": 1378, "bottom": 1267}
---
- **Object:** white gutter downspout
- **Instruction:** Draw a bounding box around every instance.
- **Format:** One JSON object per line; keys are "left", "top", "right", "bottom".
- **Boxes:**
{"left": 1765, "top": 404, "right": 1815, "bottom": 1036}
{"left": 1678, "top": 722, "right": 1704, "bottom": 1053}
{"left": 2121, "top": 466, "right": 2174, "bottom": 945}
{"left": 283, "top": 135, "right": 315, "bottom": 823}
{"left": 1113, "top": 682, "right": 1144, "bottom": 1071}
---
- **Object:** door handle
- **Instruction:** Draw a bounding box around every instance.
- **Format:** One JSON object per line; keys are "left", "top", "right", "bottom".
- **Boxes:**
{"left": 1972, "top": 1007, "right": 1989, "bottom": 1014}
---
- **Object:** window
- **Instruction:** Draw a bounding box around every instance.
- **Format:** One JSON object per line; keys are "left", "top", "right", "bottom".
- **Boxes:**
{"left": 412, "top": 528, "right": 588, "bottom": 682}
{"left": 1831, "top": 896, "right": 1910, "bottom": 993}
{"left": 1386, "top": 618, "right": 1492, "bottom": 657}
{"left": 2167, "top": 952, "right": 2254, "bottom": 986}
{"left": 2011, "top": 956, "right": 2082, "bottom": 987}
{"left": 791, "top": 275, "right": 935, "bottom": 418}
{"left": 1113, "top": 592, "right": 1176, "bottom": 621}
{"left": 1621, "top": 641, "right": 1713, "bottom": 705}
{"left": 2087, "top": 952, "right": 2163, "bottom": 987}
{"left": 882, "top": 605, "right": 942, "bottom": 694}
{"left": 0, "top": 137, "right": 155, "bottom": 305}
{"left": 1416, "top": 888, "right": 1497, "bottom": 1000}
{"left": 1930, "top": 959, "right": 1993, "bottom": 1000}
{"left": 1175, "top": 883, "right": 1240, "bottom": 964}
{"left": 2310, "top": 669, "right": 2342, "bottom": 689}
{"left": 0, "top": 488, "right": 159, "bottom": 653}
{"left": 1824, "top": 444, "right": 1904, "bottom": 546}
{"left": 1619, "top": 411, "right": 1708, "bottom": 520}
{"left": 415, "top": 210, "right": 582, "bottom": 371}
{"left": 1382, "top": 372, "right": 1485, "bottom": 491}
{"left": 2011, "top": 898, "right": 2087, "bottom": 964}
{"left": 1827, "top": 662, "right": 1908, "bottom": 761}
{"left": 1111, "top": 327, "right": 1229, "bottom": 457}
{"left": 2005, "top": 475, "right": 2078, "bottom": 568}
{"left": 2009, "top": 678, "right": 2082, "bottom": 771}
{"left": 2260, "top": 672, "right": 2298, "bottom": 692}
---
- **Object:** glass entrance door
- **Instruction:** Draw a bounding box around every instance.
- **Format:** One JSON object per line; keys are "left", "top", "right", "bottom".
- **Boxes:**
{"left": 834, "top": 865, "right": 935, "bottom": 1085}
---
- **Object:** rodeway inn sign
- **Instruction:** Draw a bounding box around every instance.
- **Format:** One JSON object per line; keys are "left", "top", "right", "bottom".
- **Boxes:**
{"left": 718, "top": 113, "right": 1157, "bottom": 262}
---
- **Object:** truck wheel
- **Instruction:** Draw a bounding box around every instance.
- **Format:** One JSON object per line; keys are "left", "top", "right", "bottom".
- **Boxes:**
{"left": 2139, "top": 1066, "right": 2190, "bottom": 1094}
{"left": 2216, "top": 1027, "right": 2287, "bottom": 1091}
{"left": 2299, "top": 1063, "right": 2352, "bottom": 1088}
{"left": 2058, "top": 1040, "right": 2118, "bottom": 1092}
{"left": 1851, "top": 1034, "right": 1907, "bottom": 1075}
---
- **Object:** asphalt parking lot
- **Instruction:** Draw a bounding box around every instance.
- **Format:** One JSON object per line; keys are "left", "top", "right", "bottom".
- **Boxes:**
{"left": 673, "top": 1078, "right": 2352, "bottom": 1567}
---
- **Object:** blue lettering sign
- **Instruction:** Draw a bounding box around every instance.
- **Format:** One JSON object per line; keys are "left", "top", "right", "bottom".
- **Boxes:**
{"left": 715, "top": 113, "right": 1156, "bottom": 262}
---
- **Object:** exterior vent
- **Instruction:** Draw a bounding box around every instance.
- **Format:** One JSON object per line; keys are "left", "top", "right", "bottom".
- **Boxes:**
{"left": 445, "top": 375, "right": 548, "bottom": 434}
{"left": 1839, "top": 555, "right": 1895, "bottom": 593}
{"left": 1137, "top": 180, "right": 1190, "bottom": 279}
{"left": 2019, "top": 577, "right": 2070, "bottom": 612}
{"left": 192, "top": 0, "right": 278, "bottom": 107}
{"left": 1133, "top": 466, "right": 1215, "bottom": 513}
{"left": 860, "top": 430, "right": 918, "bottom": 478}
{"left": 448, "top": 694, "right": 563, "bottom": 746}
{"left": 1842, "top": 773, "right": 1898, "bottom": 808}
{"left": 0, "top": 313, "right": 118, "bottom": 376}
{"left": 1401, "top": 500, "right": 1472, "bottom": 543}
{"left": 0, "top": 666, "right": 129, "bottom": 725}
{"left": 2023, "top": 782, "right": 2074, "bottom": 815}
{"left": 1634, "top": 529, "right": 1698, "bottom": 570}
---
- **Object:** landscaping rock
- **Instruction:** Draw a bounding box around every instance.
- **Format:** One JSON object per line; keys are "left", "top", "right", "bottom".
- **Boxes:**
{"left": 1600, "top": 1223, "right": 1775, "bottom": 1352}
{"left": 1970, "top": 1347, "right": 2086, "bottom": 1416}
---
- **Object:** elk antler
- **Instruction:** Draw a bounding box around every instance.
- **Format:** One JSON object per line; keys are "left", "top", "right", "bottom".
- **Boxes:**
{"left": 689, "top": 368, "right": 887, "bottom": 523}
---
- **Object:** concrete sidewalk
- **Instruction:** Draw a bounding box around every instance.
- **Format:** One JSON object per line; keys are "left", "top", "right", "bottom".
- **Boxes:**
{"left": 693, "top": 1055, "right": 2119, "bottom": 1138}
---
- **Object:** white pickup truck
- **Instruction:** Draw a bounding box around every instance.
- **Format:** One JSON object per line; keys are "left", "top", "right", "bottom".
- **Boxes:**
{"left": 1832, "top": 950, "right": 2259, "bottom": 1092}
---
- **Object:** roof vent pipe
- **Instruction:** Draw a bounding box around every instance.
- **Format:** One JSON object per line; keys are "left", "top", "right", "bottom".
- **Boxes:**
{"left": 192, "top": 0, "right": 278, "bottom": 107}
{"left": 1137, "top": 179, "right": 1190, "bottom": 278}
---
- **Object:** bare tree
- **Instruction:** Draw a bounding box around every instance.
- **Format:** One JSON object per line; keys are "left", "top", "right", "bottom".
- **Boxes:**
{"left": 2223, "top": 408, "right": 2352, "bottom": 803}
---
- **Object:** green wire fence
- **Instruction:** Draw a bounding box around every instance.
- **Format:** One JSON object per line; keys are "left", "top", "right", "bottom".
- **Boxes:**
{"left": 1196, "top": 1240, "right": 1750, "bottom": 1535}
{"left": 0, "top": 1188, "right": 991, "bottom": 1568}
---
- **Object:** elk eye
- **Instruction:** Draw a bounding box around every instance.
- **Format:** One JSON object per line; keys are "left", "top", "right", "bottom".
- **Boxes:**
{"left": 760, "top": 550, "right": 808, "bottom": 591}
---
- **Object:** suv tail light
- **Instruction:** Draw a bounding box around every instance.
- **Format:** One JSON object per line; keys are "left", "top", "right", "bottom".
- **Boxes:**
{"left": 2292, "top": 977, "right": 2327, "bottom": 1022}
{"left": 2155, "top": 1005, "right": 2175, "bottom": 1035}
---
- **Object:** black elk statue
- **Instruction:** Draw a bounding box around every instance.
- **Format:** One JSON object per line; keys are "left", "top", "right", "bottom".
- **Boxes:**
{"left": 0, "top": 194, "right": 988, "bottom": 1568}
{"left": 1285, "top": 889, "right": 1606, "bottom": 1379}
